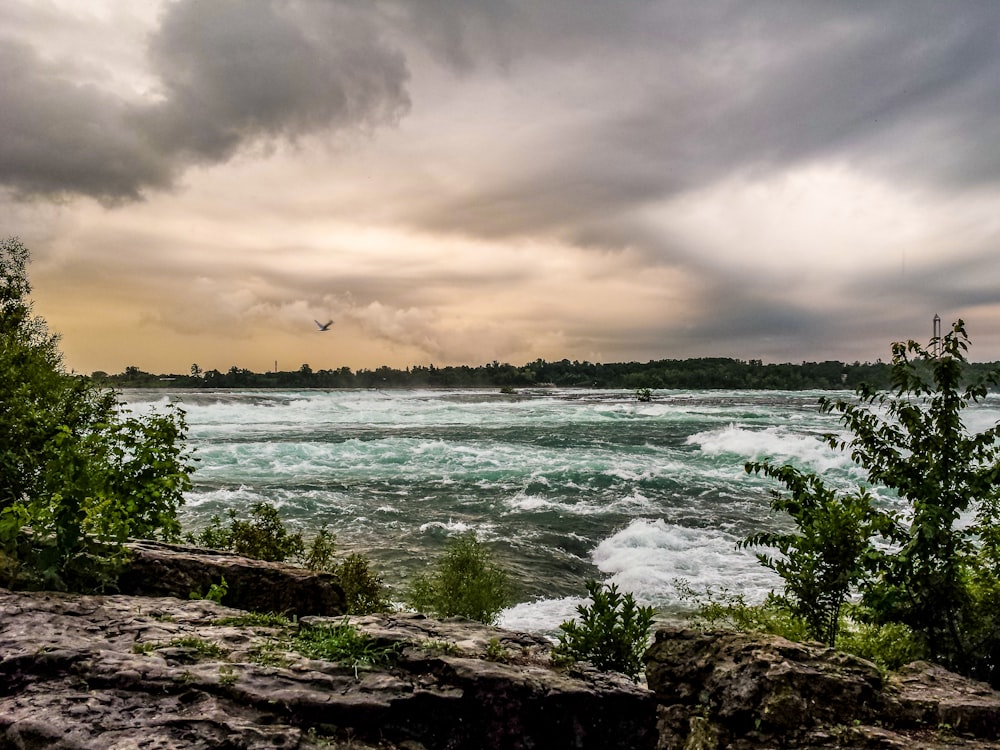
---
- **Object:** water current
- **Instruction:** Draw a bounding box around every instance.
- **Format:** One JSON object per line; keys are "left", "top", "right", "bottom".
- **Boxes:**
{"left": 122, "top": 387, "right": 1000, "bottom": 633}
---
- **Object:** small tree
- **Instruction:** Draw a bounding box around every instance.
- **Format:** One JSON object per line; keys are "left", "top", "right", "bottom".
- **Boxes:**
{"left": 819, "top": 320, "right": 1000, "bottom": 675}
{"left": 0, "top": 238, "right": 193, "bottom": 589}
{"left": 740, "top": 464, "right": 889, "bottom": 646}
{"left": 745, "top": 320, "right": 1000, "bottom": 682}
{"left": 408, "top": 534, "right": 510, "bottom": 625}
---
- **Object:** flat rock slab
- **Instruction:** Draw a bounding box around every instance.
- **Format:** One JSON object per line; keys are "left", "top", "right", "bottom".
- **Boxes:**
{"left": 119, "top": 539, "right": 346, "bottom": 617}
{"left": 0, "top": 589, "right": 656, "bottom": 750}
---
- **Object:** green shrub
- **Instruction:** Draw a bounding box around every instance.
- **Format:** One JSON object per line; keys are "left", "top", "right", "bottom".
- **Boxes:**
{"left": 334, "top": 552, "right": 391, "bottom": 615}
{"left": 739, "top": 465, "right": 887, "bottom": 647}
{"left": 836, "top": 614, "right": 924, "bottom": 671}
{"left": 408, "top": 534, "right": 510, "bottom": 625}
{"left": 553, "top": 579, "right": 655, "bottom": 680}
{"left": 194, "top": 513, "right": 390, "bottom": 615}
{"left": 0, "top": 237, "right": 192, "bottom": 591}
{"left": 190, "top": 504, "right": 305, "bottom": 561}
{"left": 741, "top": 320, "right": 1000, "bottom": 684}
{"left": 676, "top": 582, "right": 808, "bottom": 643}
{"left": 301, "top": 526, "right": 337, "bottom": 571}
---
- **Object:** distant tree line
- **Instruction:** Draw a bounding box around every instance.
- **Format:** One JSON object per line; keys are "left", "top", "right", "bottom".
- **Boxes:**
{"left": 87, "top": 356, "right": 1000, "bottom": 391}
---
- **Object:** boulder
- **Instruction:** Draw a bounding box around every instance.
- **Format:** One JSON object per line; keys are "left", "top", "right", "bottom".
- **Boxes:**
{"left": 0, "top": 588, "right": 657, "bottom": 750}
{"left": 118, "top": 540, "right": 346, "bottom": 617}
{"left": 645, "top": 625, "right": 1000, "bottom": 749}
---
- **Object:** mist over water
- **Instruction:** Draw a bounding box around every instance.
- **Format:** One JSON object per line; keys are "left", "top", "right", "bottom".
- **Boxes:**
{"left": 121, "top": 388, "right": 1000, "bottom": 633}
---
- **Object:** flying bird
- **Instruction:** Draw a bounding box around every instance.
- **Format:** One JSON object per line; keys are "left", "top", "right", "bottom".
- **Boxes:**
{"left": 314, "top": 320, "right": 333, "bottom": 332}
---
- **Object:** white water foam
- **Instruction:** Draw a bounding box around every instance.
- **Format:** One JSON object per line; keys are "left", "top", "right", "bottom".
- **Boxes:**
{"left": 688, "top": 424, "right": 852, "bottom": 474}
{"left": 590, "top": 518, "right": 778, "bottom": 607}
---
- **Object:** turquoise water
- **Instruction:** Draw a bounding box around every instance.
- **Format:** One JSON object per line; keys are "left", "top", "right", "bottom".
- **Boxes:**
{"left": 121, "top": 388, "right": 1000, "bottom": 632}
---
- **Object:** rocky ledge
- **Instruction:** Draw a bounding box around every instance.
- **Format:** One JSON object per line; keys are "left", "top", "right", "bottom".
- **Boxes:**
{"left": 4, "top": 543, "right": 1000, "bottom": 749}
{"left": 0, "top": 588, "right": 655, "bottom": 750}
{"left": 647, "top": 627, "right": 1000, "bottom": 749}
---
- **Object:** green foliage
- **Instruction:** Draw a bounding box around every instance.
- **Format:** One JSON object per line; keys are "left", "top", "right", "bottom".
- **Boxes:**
{"left": 836, "top": 613, "right": 924, "bottom": 671}
{"left": 676, "top": 582, "right": 808, "bottom": 643}
{"left": 190, "top": 502, "right": 304, "bottom": 562}
{"left": 484, "top": 637, "right": 509, "bottom": 663}
{"left": 740, "top": 464, "right": 890, "bottom": 646}
{"left": 553, "top": 579, "right": 655, "bottom": 680}
{"left": 218, "top": 664, "right": 238, "bottom": 687}
{"left": 0, "top": 238, "right": 193, "bottom": 590}
{"left": 743, "top": 320, "right": 1000, "bottom": 684}
{"left": 190, "top": 576, "right": 228, "bottom": 604}
{"left": 212, "top": 612, "right": 293, "bottom": 628}
{"left": 333, "top": 552, "right": 391, "bottom": 615}
{"left": 301, "top": 526, "right": 338, "bottom": 571}
{"left": 635, "top": 387, "right": 653, "bottom": 402}
{"left": 133, "top": 636, "right": 228, "bottom": 660}
{"left": 292, "top": 620, "right": 398, "bottom": 669}
{"left": 408, "top": 534, "right": 510, "bottom": 625}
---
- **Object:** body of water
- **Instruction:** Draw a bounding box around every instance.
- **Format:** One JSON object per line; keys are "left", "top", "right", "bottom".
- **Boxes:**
{"left": 121, "top": 387, "right": 1000, "bottom": 632}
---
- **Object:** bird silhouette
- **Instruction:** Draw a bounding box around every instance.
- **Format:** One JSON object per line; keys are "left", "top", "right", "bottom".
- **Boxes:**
{"left": 314, "top": 320, "right": 334, "bottom": 331}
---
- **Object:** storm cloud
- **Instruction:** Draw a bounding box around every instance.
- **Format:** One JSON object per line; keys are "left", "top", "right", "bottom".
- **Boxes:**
{"left": 5, "top": 0, "right": 1000, "bottom": 372}
{"left": 1, "top": 0, "right": 410, "bottom": 202}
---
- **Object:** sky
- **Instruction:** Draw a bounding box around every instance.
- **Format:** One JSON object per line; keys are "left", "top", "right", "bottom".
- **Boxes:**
{"left": 4, "top": 0, "right": 1000, "bottom": 375}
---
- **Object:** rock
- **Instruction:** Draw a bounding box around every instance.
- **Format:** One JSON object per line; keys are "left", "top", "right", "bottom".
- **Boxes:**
{"left": 118, "top": 540, "right": 346, "bottom": 617}
{"left": 645, "top": 626, "right": 1000, "bottom": 749}
{"left": 0, "top": 588, "right": 657, "bottom": 750}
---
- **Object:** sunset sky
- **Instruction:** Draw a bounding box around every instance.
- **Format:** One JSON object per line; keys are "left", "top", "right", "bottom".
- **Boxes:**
{"left": 5, "top": 1, "right": 1000, "bottom": 375}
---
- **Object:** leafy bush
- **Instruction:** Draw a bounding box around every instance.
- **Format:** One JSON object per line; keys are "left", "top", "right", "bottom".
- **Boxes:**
{"left": 739, "top": 465, "right": 888, "bottom": 646}
{"left": 0, "top": 238, "right": 193, "bottom": 590}
{"left": 408, "top": 534, "right": 510, "bottom": 625}
{"left": 676, "top": 582, "right": 809, "bottom": 643}
{"left": 193, "top": 513, "right": 390, "bottom": 614}
{"left": 333, "top": 552, "right": 391, "bottom": 615}
{"left": 301, "top": 526, "right": 337, "bottom": 571}
{"left": 836, "top": 613, "right": 924, "bottom": 671}
{"left": 553, "top": 579, "right": 655, "bottom": 680}
{"left": 192, "top": 502, "right": 306, "bottom": 563}
{"left": 743, "top": 320, "right": 1000, "bottom": 684}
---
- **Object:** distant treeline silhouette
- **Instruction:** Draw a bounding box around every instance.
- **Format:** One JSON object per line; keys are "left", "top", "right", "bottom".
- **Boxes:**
{"left": 87, "top": 356, "right": 1000, "bottom": 390}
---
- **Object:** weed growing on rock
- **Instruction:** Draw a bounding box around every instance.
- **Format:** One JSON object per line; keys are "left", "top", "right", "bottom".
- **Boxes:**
{"left": 212, "top": 612, "right": 293, "bottom": 628}
{"left": 247, "top": 641, "right": 295, "bottom": 668}
{"left": 189, "top": 576, "right": 228, "bottom": 604}
{"left": 484, "top": 637, "right": 509, "bottom": 663}
{"left": 133, "top": 636, "right": 228, "bottom": 660}
{"left": 554, "top": 579, "right": 655, "bottom": 680}
{"left": 420, "top": 639, "right": 463, "bottom": 656}
{"left": 293, "top": 620, "right": 399, "bottom": 671}
{"left": 218, "top": 665, "right": 237, "bottom": 687}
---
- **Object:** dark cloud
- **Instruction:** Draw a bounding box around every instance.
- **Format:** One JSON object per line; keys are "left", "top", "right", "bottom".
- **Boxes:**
{"left": 395, "top": 0, "right": 1000, "bottom": 252}
{"left": 0, "top": 39, "right": 170, "bottom": 201}
{"left": 141, "top": 0, "right": 410, "bottom": 163}
{"left": 0, "top": 0, "right": 411, "bottom": 202}
{"left": 5, "top": 0, "right": 1000, "bottom": 230}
